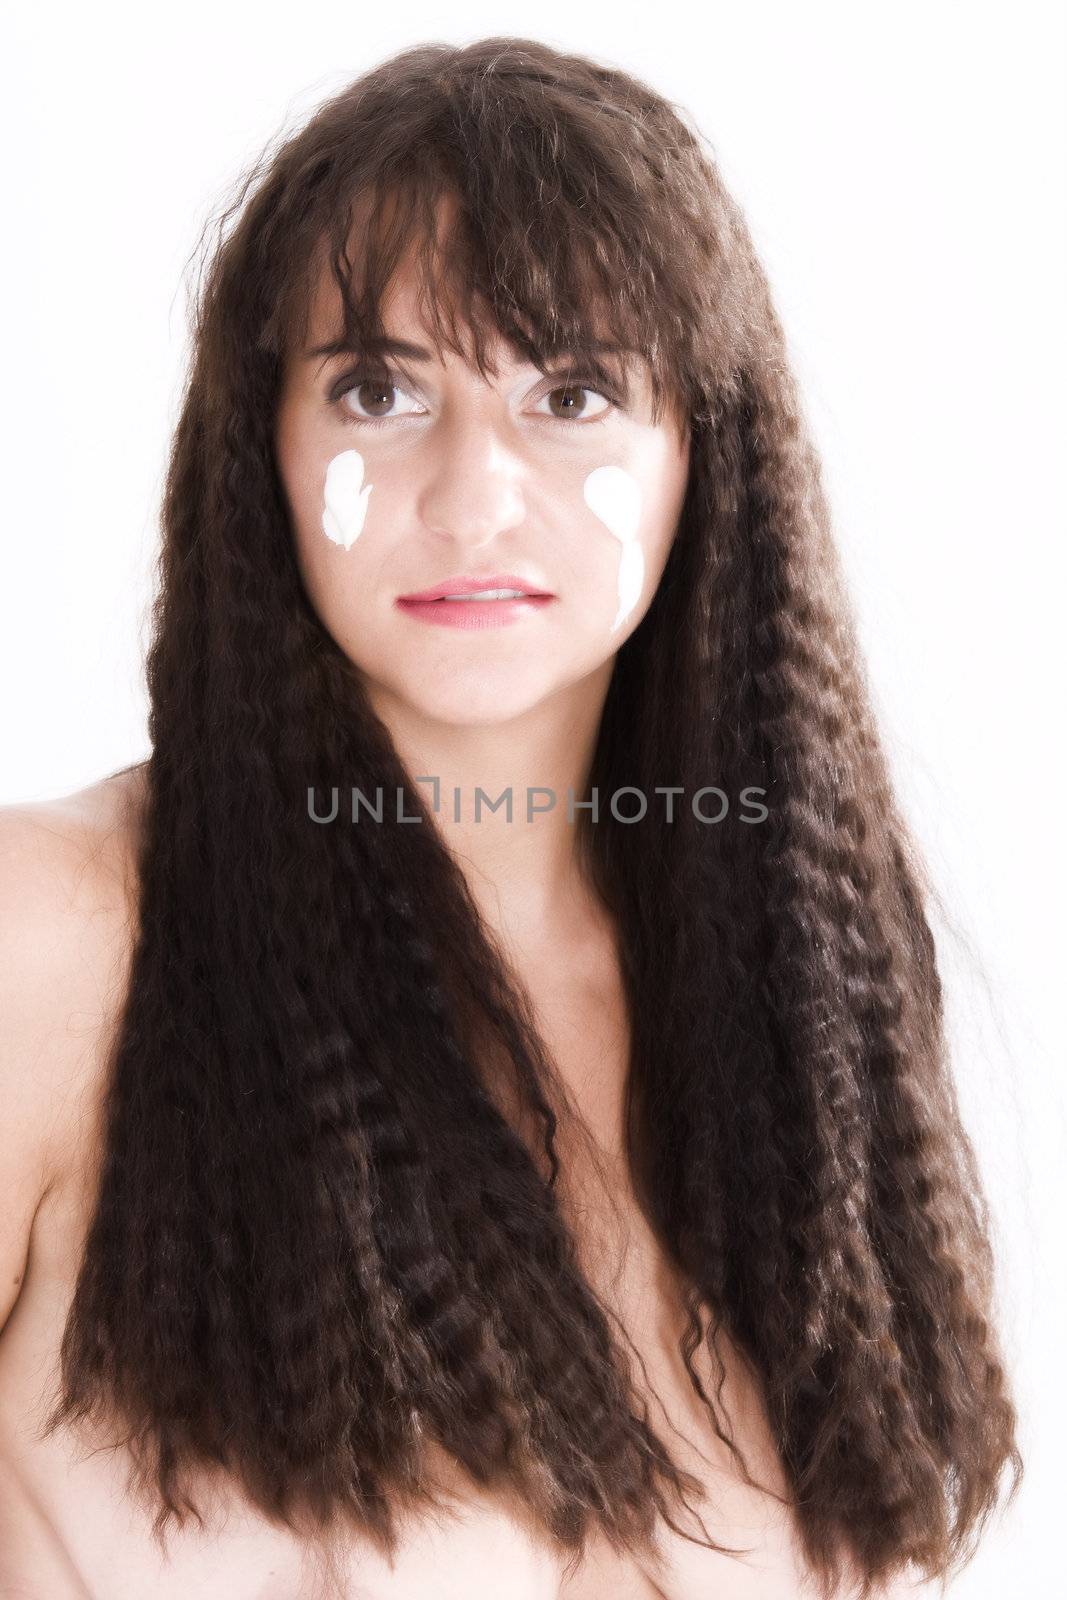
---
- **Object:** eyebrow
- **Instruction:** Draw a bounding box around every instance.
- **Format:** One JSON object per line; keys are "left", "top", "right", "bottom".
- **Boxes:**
{"left": 305, "top": 335, "right": 434, "bottom": 363}
{"left": 303, "top": 334, "right": 639, "bottom": 368}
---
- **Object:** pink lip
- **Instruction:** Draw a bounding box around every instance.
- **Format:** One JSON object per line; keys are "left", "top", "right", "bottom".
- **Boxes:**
{"left": 395, "top": 594, "right": 556, "bottom": 630}
{"left": 397, "top": 572, "right": 554, "bottom": 603}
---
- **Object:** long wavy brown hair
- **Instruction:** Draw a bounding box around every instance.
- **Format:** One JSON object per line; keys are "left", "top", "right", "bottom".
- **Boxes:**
{"left": 45, "top": 34, "right": 1022, "bottom": 1598}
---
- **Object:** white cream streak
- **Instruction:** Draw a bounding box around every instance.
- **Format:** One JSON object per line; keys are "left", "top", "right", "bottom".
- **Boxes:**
{"left": 322, "top": 450, "right": 373, "bottom": 551}
{"left": 582, "top": 465, "right": 644, "bottom": 632}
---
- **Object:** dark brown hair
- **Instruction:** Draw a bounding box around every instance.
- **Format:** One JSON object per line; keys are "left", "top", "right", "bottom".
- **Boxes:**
{"left": 46, "top": 35, "right": 1021, "bottom": 1598}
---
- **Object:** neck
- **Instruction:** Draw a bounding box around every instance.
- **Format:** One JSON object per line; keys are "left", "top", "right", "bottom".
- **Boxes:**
{"left": 364, "top": 664, "right": 614, "bottom": 953}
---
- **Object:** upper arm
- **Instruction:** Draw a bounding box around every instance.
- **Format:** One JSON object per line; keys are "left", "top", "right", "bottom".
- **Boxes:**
{"left": 0, "top": 801, "right": 132, "bottom": 1334}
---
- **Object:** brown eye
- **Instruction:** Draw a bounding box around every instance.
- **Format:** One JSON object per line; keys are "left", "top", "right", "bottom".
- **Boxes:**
{"left": 351, "top": 377, "right": 396, "bottom": 418}
{"left": 548, "top": 384, "right": 587, "bottom": 418}
{"left": 540, "top": 384, "right": 613, "bottom": 422}
{"left": 335, "top": 366, "right": 425, "bottom": 424}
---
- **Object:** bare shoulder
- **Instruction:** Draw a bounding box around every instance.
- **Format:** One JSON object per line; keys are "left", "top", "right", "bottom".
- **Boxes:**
{"left": 0, "top": 762, "right": 146, "bottom": 984}
{"left": 0, "top": 763, "right": 146, "bottom": 1331}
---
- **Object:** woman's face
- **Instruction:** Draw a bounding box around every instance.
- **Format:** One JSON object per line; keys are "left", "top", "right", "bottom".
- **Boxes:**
{"left": 275, "top": 255, "right": 691, "bottom": 728}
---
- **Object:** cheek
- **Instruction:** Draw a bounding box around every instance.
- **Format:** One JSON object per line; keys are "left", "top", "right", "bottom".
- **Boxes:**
{"left": 582, "top": 464, "right": 645, "bottom": 633}
{"left": 321, "top": 449, "right": 374, "bottom": 551}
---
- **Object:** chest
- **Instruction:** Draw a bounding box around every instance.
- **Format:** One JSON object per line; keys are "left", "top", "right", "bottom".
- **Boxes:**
{"left": 7, "top": 951, "right": 818, "bottom": 1600}
{"left": 498, "top": 941, "right": 815, "bottom": 1598}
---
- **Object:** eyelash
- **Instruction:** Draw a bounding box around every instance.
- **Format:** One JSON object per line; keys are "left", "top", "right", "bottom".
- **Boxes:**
{"left": 329, "top": 365, "right": 622, "bottom": 429}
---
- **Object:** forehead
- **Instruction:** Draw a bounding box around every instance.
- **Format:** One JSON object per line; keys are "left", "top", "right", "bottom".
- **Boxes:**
{"left": 297, "top": 184, "right": 633, "bottom": 369}
{"left": 302, "top": 249, "right": 471, "bottom": 360}
{"left": 304, "top": 258, "right": 628, "bottom": 376}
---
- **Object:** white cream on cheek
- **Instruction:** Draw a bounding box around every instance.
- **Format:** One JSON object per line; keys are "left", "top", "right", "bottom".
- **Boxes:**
{"left": 322, "top": 449, "right": 373, "bottom": 551}
{"left": 582, "top": 465, "right": 645, "bottom": 633}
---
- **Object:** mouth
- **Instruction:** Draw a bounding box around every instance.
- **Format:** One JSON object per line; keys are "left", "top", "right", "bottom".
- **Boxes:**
{"left": 397, "top": 572, "right": 555, "bottom": 603}
{"left": 394, "top": 573, "right": 557, "bottom": 631}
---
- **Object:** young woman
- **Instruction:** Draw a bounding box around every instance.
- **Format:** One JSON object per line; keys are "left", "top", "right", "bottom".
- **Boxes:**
{"left": 0, "top": 34, "right": 1022, "bottom": 1600}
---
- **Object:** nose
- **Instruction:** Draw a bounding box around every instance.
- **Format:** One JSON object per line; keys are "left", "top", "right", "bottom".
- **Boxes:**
{"left": 416, "top": 409, "right": 526, "bottom": 552}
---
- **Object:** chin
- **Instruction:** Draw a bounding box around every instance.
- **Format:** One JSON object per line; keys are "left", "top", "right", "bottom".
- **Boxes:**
{"left": 398, "top": 685, "right": 553, "bottom": 728}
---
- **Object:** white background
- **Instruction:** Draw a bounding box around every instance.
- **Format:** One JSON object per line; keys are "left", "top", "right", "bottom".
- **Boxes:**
{"left": 3, "top": 3, "right": 1064, "bottom": 1593}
